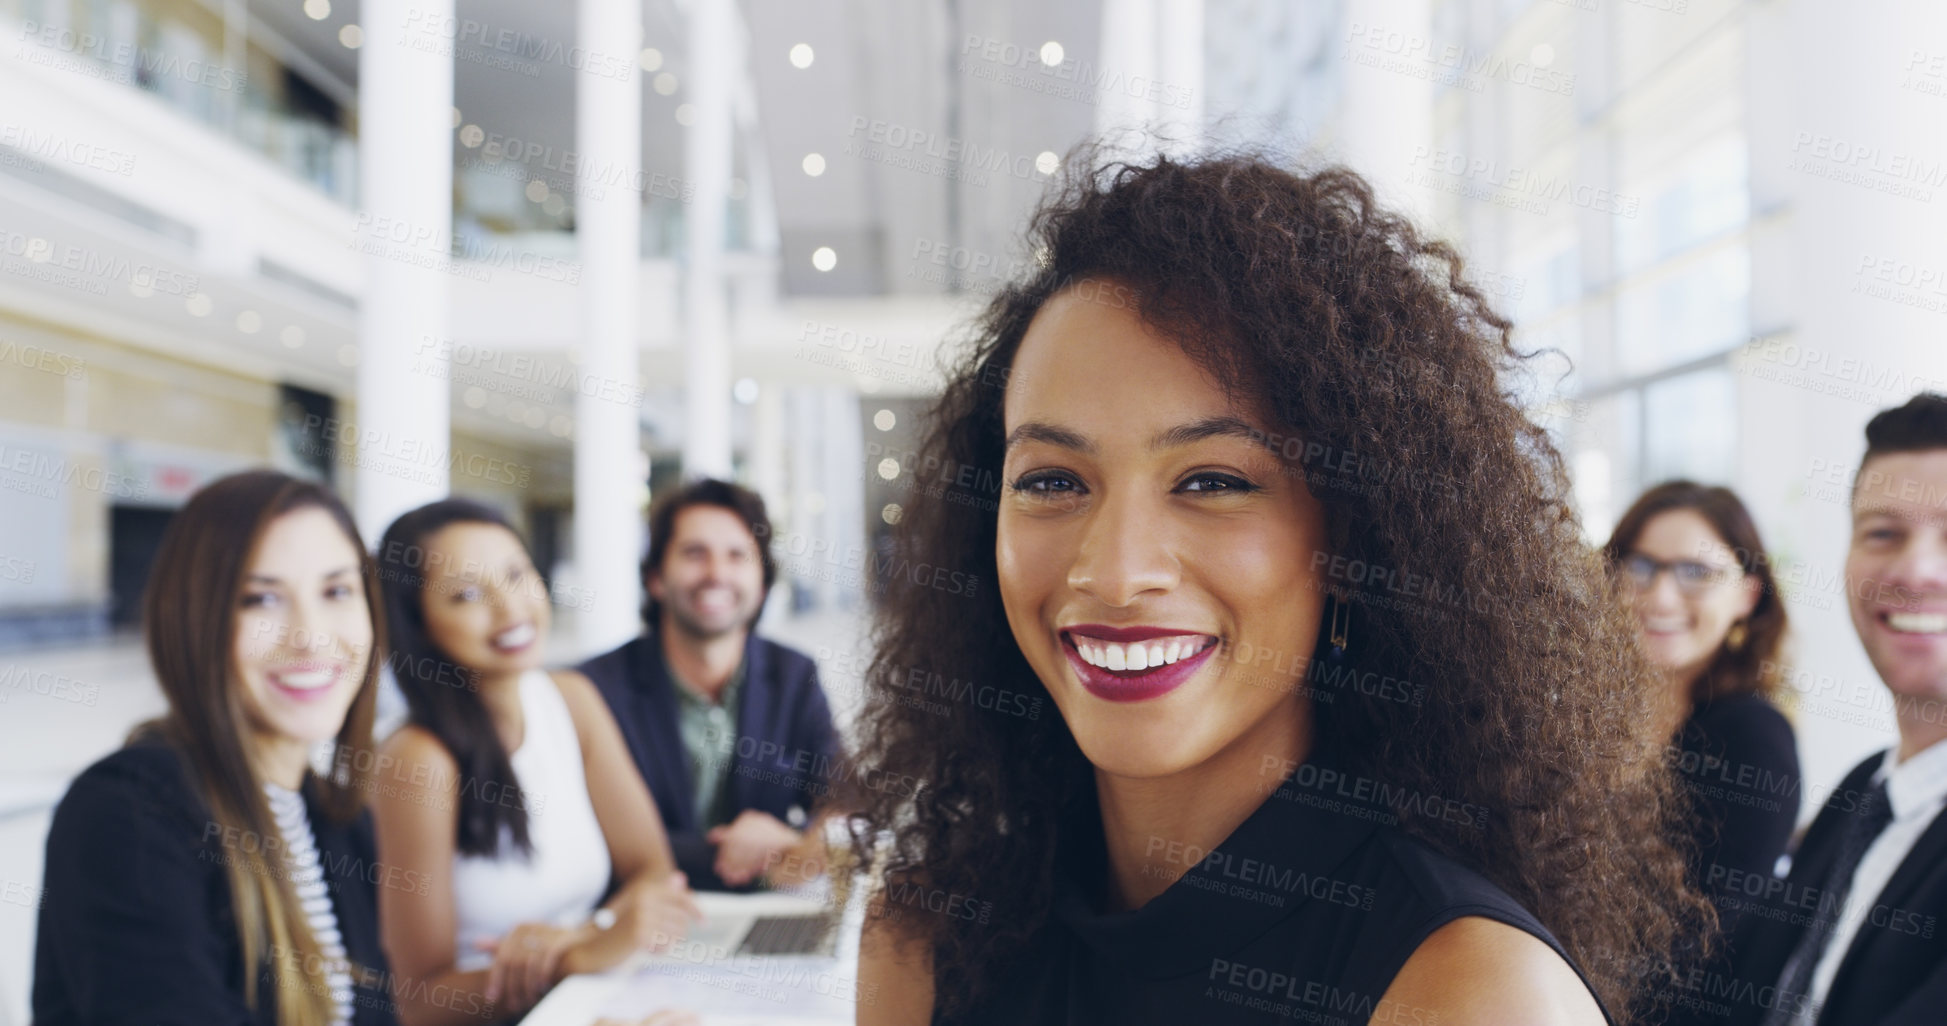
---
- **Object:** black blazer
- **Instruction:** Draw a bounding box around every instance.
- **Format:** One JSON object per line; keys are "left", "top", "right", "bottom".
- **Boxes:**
{"left": 1717, "top": 752, "right": 1947, "bottom": 1026}
{"left": 32, "top": 737, "right": 398, "bottom": 1026}
{"left": 1677, "top": 693, "right": 1802, "bottom": 934}
{"left": 578, "top": 630, "right": 842, "bottom": 891}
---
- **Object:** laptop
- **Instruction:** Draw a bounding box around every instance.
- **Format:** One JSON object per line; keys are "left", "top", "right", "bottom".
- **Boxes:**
{"left": 673, "top": 889, "right": 841, "bottom": 958}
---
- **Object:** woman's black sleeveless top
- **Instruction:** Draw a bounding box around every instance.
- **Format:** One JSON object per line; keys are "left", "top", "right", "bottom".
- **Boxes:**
{"left": 944, "top": 757, "right": 1616, "bottom": 1025}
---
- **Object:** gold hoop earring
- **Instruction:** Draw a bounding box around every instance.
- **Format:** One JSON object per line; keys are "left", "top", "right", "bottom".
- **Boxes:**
{"left": 1725, "top": 619, "right": 1748, "bottom": 652}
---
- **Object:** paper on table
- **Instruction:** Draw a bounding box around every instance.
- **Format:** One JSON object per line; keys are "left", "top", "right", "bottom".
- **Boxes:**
{"left": 598, "top": 955, "right": 863, "bottom": 1025}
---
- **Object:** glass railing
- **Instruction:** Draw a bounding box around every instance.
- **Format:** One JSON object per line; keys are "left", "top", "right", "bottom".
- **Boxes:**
{"left": 451, "top": 156, "right": 756, "bottom": 262}
{"left": 2, "top": 0, "right": 358, "bottom": 205}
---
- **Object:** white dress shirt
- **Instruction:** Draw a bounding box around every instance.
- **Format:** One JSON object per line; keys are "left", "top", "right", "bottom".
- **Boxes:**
{"left": 1793, "top": 737, "right": 1947, "bottom": 1025}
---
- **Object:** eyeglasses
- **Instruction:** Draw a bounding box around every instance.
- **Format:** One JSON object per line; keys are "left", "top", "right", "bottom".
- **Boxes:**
{"left": 1616, "top": 553, "right": 1743, "bottom": 596}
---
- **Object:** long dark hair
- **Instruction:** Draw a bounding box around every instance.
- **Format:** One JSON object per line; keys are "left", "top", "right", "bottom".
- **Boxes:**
{"left": 138, "top": 468, "right": 383, "bottom": 1026}
{"left": 376, "top": 497, "right": 536, "bottom": 857}
{"left": 1603, "top": 480, "right": 1789, "bottom": 705}
{"left": 842, "top": 148, "right": 1708, "bottom": 1022}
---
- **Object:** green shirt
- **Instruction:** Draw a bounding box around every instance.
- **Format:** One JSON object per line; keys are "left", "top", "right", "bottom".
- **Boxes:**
{"left": 663, "top": 650, "right": 747, "bottom": 831}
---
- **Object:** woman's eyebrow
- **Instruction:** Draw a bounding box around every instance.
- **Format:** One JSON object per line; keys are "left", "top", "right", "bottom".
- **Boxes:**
{"left": 1005, "top": 421, "right": 1093, "bottom": 454}
{"left": 247, "top": 565, "right": 357, "bottom": 586}
{"left": 1147, "top": 416, "right": 1278, "bottom": 456}
{"left": 1006, "top": 416, "right": 1282, "bottom": 458}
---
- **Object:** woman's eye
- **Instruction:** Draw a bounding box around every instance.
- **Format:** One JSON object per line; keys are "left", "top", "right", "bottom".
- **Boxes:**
{"left": 1180, "top": 472, "right": 1258, "bottom": 494}
{"left": 325, "top": 583, "right": 356, "bottom": 600}
{"left": 1010, "top": 471, "right": 1084, "bottom": 496}
{"left": 240, "top": 592, "right": 277, "bottom": 609}
{"left": 454, "top": 586, "right": 484, "bottom": 603}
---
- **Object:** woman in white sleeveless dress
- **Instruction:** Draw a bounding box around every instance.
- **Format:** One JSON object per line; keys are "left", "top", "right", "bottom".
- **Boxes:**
{"left": 370, "top": 499, "right": 702, "bottom": 1023}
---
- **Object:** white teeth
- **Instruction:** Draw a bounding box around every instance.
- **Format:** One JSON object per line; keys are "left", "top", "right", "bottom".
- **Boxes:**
{"left": 493, "top": 623, "right": 536, "bottom": 650}
{"left": 1071, "top": 634, "right": 1211, "bottom": 672}
{"left": 1887, "top": 613, "right": 1947, "bottom": 634}
{"left": 1642, "top": 617, "right": 1688, "bottom": 633}
{"left": 272, "top": 669, "right": 334, "bottom": 690}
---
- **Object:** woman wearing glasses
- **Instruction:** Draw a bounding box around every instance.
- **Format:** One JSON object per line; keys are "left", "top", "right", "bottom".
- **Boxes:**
{"left": 1603, "top": 482, "right": 1800, "bottom": 980}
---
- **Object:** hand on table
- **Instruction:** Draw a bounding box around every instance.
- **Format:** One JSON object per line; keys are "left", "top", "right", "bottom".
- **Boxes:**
{"left": 608, "top": 870, "right": 705, "bottom": 955}
{"left": 477, "top": 921, "right": 582, "bottom": 1012}
{"left": 706, "top": 810, "right": 806, "bottom": 887}
{"left": 763, "top": 823, "right": 831, "bottom": 888}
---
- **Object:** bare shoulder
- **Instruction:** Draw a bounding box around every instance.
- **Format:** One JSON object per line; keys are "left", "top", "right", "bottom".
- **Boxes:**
{"left": 370, "top": 724, "right": 460, "bottom": 832}
{"left": 548, "top": 668, "right": 611, "bottom": 731}
{"left": 1377, "top": 917, "right": 1606, "bottom": 1026}
{"left": 379, "top": 722, "right": 458, "bottom": 774}
{"left": 548, "top": 666, "right": 602, "bottom": 706}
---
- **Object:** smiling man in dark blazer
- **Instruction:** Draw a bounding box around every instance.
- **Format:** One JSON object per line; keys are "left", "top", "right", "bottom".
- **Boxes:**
{"left": 579, "top": 478, "right": 842, "bottom": 892}
{"left": 1707, "top": 394, "right": 1947, "bottom": 1026}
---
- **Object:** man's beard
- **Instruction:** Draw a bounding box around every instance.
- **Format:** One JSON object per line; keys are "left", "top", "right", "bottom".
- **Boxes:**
{"left": 668, "top": 591, "right": 750, "bottom": 640}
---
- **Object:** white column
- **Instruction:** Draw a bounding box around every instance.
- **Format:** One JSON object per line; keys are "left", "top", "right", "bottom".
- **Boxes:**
{"left": 751, "top": 384, "right": 785, "bottom": 507}
{"left": 819, "top": 389, "right": 867, "bottom": 611}
{"left": 1093, "top": 0, "right": 1159, "bottom": 154}
{"left": 738, "top": 80, "right": 782, "bottom": 258}
{"left": 1337, "top": 0, "right": 1433, "bottom": 221}
{"left": 1093, "top": 0, "right": 1206, "bottom": 160}
{"left": 1155, "top": 0, "right": 1205, "bottom": 157}
{"left": 786, "top": 388, "right": 828, "bottom": 609}
{"left": 682, "top": 0, "right": 736, "bottom": 481}
{"left": 354, "top": 0, "right": 454, "bottom": 542}
{"left": 574, "top": 0, "right": 646, "bottom": 653}
{"left": 750, "top": 383, "right": 788, "bottom": 624}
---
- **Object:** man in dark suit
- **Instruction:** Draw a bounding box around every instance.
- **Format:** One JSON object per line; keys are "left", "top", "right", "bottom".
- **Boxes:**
{"left": 1709, "top": 394, "right": 1947, "bottom": 1026}
{"left": 579, "top": 478, "right": 842, "bottom": 892}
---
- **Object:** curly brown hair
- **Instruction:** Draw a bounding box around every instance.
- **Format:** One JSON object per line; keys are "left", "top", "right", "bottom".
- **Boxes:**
{"left": 841, "top": 148, "right": 1710, "bottom": 1023}
{"left": 1602, "top": 480, "right": 1790, "bottom": 706}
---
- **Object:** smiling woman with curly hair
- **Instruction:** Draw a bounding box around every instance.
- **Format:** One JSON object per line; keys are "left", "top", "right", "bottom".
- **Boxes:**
{"left": 844, "top": 148, "right": 1710, "bottom": 1026}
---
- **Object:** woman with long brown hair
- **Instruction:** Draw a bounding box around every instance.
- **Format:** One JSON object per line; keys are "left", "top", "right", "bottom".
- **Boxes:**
{"left": 846, "top": 149, "right": 1711, "bottom": 1025}
{"left": 33, "top": 469, "right": 394, "bottom": 1025}
{"left": 1603, "top": 480, "right": 1800, "bottom": 1015}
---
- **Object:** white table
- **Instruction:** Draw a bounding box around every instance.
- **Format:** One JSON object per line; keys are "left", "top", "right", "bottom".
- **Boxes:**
{"left": 524, "top": 882, "right": 867, "bottom": 1026}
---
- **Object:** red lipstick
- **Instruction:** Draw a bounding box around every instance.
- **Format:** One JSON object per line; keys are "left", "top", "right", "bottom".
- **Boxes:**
{"left": 1063, "top": 623, "right": 1199, "bottom": 642}
{"left": 1060, "top": 626, "right": 1217, "bottom": 702}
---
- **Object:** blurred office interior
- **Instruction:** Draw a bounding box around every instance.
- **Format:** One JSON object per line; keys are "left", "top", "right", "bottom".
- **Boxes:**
{"left": 3, "top": 1, "right": 1945, "bottom": 1020}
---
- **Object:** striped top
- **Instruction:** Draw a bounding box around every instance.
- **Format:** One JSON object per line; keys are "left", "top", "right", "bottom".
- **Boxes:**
{"left": 265, "top": 781, "right": 355, "bottom": 1026}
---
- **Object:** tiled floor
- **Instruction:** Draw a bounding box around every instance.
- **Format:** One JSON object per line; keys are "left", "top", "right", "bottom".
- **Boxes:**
{"left": 0, "top": 605, "right": 872, "bottom": 1026}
